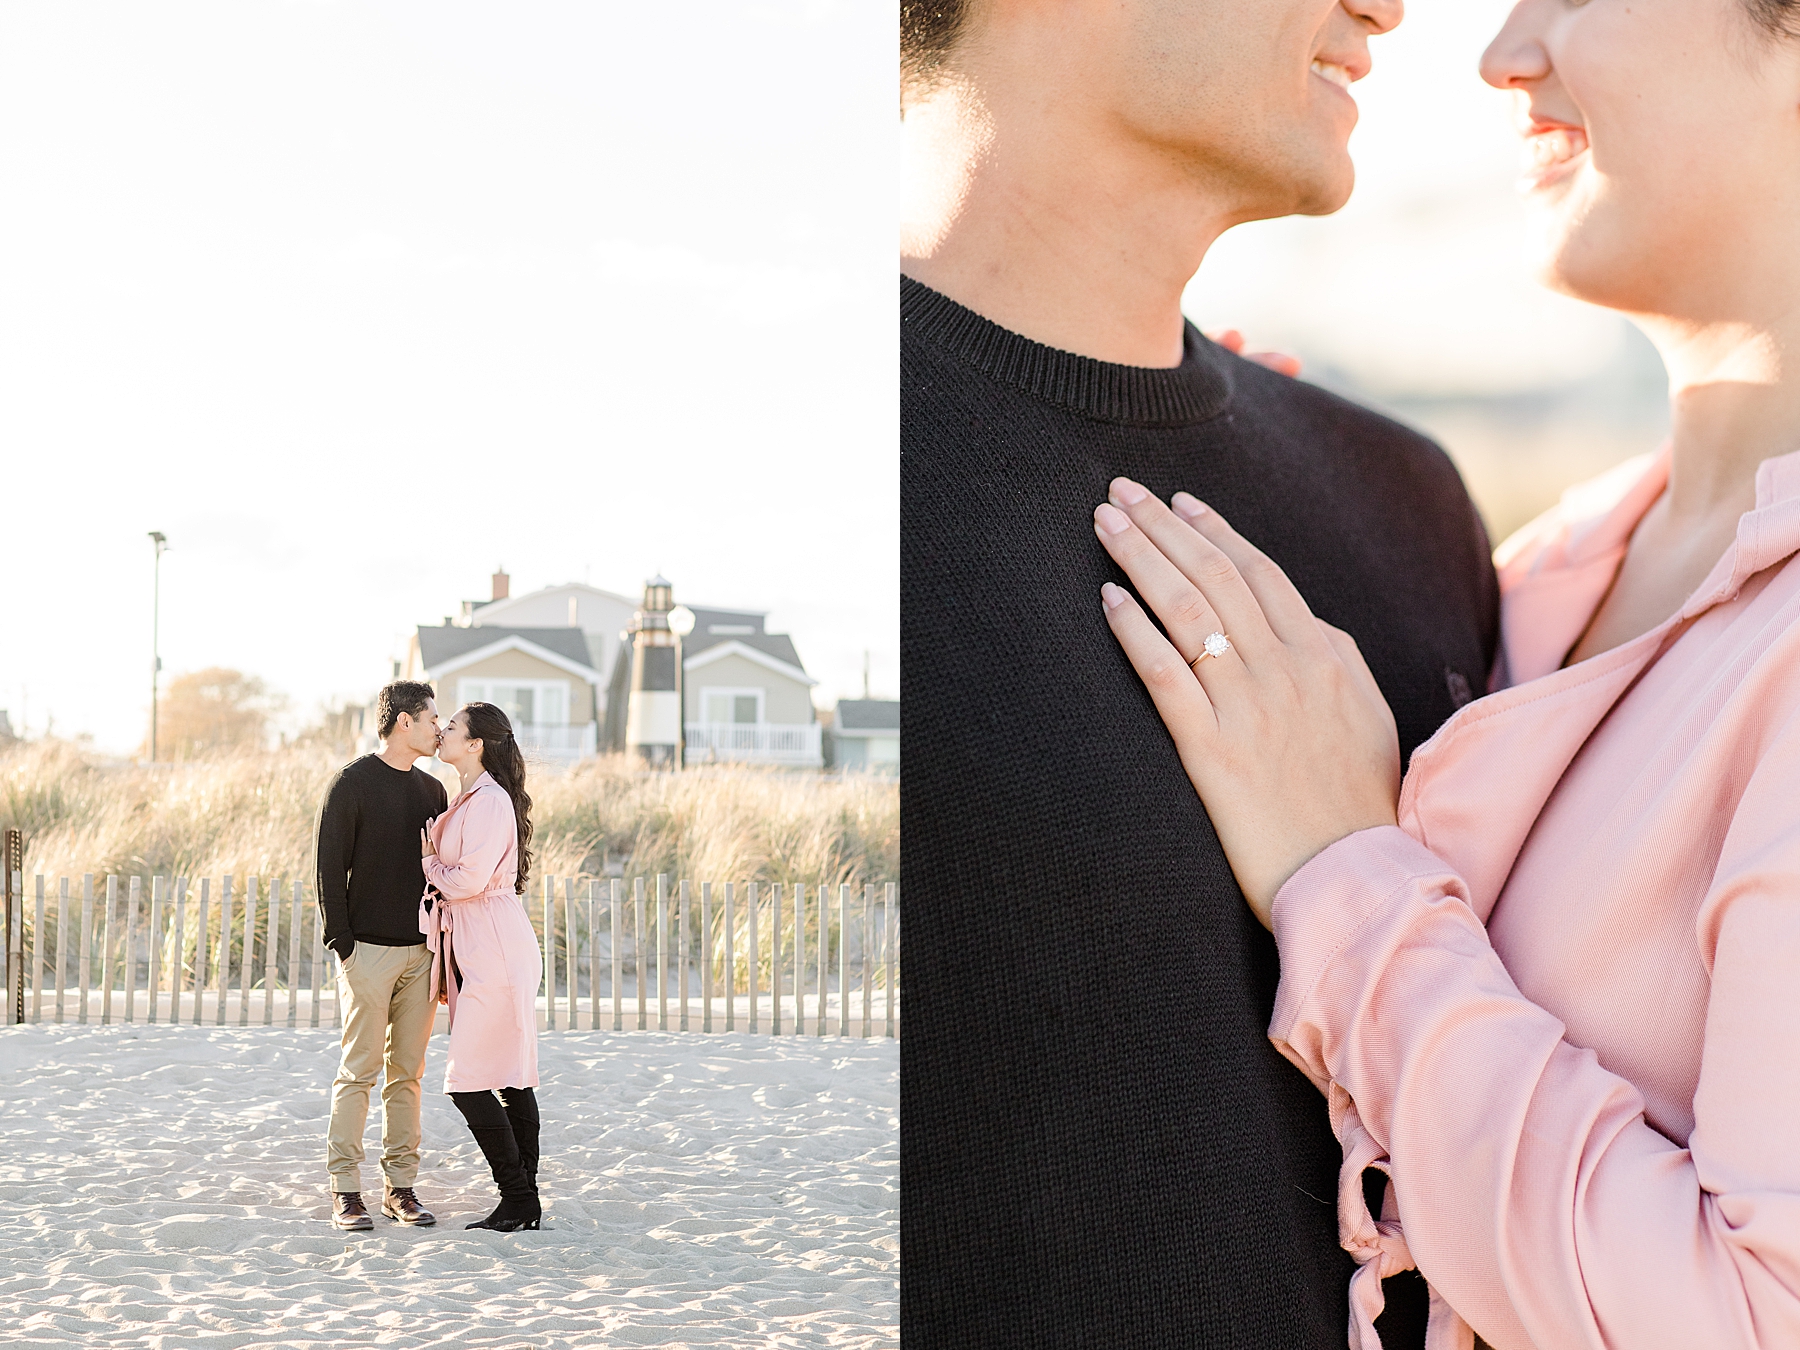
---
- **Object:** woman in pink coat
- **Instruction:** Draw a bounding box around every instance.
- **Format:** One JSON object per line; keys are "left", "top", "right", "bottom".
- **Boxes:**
{"left": 420, "top": 701, "right": 543, "bottom": 1232}
{"left": 1080, "top": 0, "right": 1800, "bottom": 1346}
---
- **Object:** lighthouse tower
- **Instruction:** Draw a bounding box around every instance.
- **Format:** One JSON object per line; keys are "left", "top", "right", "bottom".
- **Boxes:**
{"left": 623, "top": 576, "right": 680, "bottom": 766}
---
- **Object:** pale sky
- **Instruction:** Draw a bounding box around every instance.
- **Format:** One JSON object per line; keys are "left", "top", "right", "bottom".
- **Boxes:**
{"left": 6, "top": 0, "right": 1658, "bottom": 755}
{"left": 0, "top": 0, "right": 893, "bottom": 754}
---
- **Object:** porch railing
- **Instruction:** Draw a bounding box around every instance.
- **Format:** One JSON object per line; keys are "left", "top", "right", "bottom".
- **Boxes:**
{"left": 684, "top": 721, "right": 822, "bottom": 766}
{"left": 515, "top": 721, "right": 597, "bottom": 763}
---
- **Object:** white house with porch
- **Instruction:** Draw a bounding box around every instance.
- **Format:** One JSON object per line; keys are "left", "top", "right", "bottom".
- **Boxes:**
{"left": 403, "top": 623, "right": 601, "bottom": 766}
{"left": 459, "top": 572, "right": 637, "bottom": 714}
{"left": 603, "top": 601, "right": 822, "bottom": 767}
{"left": 681, "top": 607, "right": 821, "bottom": 767}
{"left": 397, "top": 571, "right": 823, "bottom": 769}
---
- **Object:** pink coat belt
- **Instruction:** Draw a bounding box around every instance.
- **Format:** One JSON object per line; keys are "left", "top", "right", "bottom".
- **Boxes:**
{"left": 419, "top": 885, "right": 515, "bottom": 1024}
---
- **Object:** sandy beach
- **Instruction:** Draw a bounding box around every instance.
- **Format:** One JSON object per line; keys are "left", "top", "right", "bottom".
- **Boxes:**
{"left": 0, "top": 1025, "right": 897, "bottom": 1348}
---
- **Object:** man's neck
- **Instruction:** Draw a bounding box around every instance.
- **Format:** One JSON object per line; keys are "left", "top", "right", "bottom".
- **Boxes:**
{"left": 900, "top": 81, "right": 1236, "bottom": 369}
{"left": 377, "top": 743, "right": 419, "bottom": 773}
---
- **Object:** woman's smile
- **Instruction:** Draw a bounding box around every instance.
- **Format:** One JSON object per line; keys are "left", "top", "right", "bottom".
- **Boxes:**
{"left": 1518, "top": 119, "right": 1589, "bottom": 193}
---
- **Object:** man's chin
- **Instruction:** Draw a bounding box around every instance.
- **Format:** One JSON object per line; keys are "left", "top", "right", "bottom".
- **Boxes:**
{"left": 1232, "top": 146, "right": 1354, "bottom": 225}
{"left": 1293, "top": 154, "right": 1355, "bottom": 218}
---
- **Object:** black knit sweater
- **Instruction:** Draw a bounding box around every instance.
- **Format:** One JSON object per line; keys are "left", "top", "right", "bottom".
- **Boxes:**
{"left": 900, "top": 276, "right": 1499, "bottom": 1350}
{"left": 314, "top": 754, "right": 448, "bottom": 951}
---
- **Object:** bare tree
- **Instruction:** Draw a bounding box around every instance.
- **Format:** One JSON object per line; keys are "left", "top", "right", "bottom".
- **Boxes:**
{"left": 147, "top": 668, "right": 285, "bottom": 760}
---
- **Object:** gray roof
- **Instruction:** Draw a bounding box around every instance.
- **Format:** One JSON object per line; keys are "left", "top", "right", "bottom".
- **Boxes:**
{"left": 835, "top": 699, "right": 899, "bottom": 732}
{"left": 682, "top": 607, "right": 806, "bottom": 673}
{"left": 685, "top": 629, "right": 807, "bottom": 672}
{"left": 688, "top": 606, "right": 765, "bottom": 636}
{"left": 416, "top": 625, "right": 597, "bottom": 675}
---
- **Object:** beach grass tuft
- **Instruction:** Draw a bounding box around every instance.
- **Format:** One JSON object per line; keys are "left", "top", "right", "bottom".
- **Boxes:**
{"left": 0, "top": 739, "right": 898, "bottom": 889}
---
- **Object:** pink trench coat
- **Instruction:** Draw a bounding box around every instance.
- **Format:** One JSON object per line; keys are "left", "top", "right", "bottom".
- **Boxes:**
{"left": 1274, "top": 448, "right": 1800, "bottom": 1350}
{"left": 420, "top": 772, "right": 540, "bottom": 1094}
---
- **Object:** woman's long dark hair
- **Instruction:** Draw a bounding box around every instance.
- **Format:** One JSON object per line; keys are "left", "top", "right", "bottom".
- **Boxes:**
{"left": 460, "top": 702, "right": 533, "bottom": 896}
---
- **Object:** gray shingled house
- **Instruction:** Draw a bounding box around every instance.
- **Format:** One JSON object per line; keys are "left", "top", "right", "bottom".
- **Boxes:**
{"left": 828, "top": 699, "right": 899, "bottom": 774}
{"left": 605, "top": 606, "right": 822, "bottom": 766}
{"left": 404, "top": 624, "right": 602, "bottom": 764}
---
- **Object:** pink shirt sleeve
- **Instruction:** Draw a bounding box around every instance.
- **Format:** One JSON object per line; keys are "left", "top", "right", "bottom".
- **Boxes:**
{"left": 422, "top": 789, "right": 515, "bottom": 901}
{"left": 1270, "top": 768, "right": 1800, "bottom": 1347}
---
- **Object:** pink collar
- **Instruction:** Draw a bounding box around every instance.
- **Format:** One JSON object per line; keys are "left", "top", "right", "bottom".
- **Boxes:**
{"left": 1496, "top": 444, "right": 1800, "bottom": 685}
{"left": 428, "top": 771, "right": 501, "bottom": 847}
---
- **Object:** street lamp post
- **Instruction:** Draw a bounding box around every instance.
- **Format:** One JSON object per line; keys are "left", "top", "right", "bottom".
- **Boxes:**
{"left": 148, "top": 532, "right": 167, "bottom": 762}
{"left": 668, "top": 605, "right": 696, "bottom": 772}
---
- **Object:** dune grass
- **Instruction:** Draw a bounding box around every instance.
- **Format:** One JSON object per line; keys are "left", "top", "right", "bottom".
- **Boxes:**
{"left": 0, "top": 739, "right": 898, "bottom": 893}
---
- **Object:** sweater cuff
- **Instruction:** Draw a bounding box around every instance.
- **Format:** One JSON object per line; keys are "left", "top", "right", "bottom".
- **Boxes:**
{"left": 1268, "top": 825, "right": 1461, "bottom": 1080}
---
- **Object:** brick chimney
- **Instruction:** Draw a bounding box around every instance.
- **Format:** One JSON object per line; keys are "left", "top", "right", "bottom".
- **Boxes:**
{"left": 491, "top": 567, "right": 510, "bottom": 602}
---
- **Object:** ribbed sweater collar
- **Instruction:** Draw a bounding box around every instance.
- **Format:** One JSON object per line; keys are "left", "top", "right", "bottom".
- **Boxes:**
{"left": 901, "top": 274, "right": 1233, "bottom": 429}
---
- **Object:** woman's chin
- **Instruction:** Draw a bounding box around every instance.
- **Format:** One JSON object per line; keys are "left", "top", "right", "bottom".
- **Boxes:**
{"left": 1523, "top": 204, "right": 1615, "bottom": 303}
{"left": 1530, "top": 248, "right": 1649, "bottom": 314}
{"left": 1520, "top": 178, "right": 1682, "bottom": 313}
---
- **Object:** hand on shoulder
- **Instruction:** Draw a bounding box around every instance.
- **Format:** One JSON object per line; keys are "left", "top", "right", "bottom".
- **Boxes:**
{"left": 1207, "top": 328, "right": 1302, "bottom": 379}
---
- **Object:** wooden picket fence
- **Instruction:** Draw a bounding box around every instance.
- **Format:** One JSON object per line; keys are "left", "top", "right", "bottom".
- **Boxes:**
{"left": 0, "top": 861, "right": 899, "bottom": 1038}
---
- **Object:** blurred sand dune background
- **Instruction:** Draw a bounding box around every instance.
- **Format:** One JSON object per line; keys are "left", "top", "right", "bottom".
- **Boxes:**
{"left": 1185, "top": 0, "right": 1670, "bottom": 545}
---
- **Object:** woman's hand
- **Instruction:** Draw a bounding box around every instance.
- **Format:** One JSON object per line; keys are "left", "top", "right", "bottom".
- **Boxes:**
{"left": 1094, "top": 477, "right": 1400, "bottom": 926}
{"left": 421, "top": 825, "right": 436, "bottom": 859}
{"left": 1206, "top": 328, "right": 1303, "bottom": 378}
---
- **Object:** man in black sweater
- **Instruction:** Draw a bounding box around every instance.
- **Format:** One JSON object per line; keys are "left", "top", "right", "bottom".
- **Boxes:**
{"left": 901, "top": 1, "right": 1496, "bottom": 1347}
{"left": 315, "top": 680, "right": 448, "bottom": 1231}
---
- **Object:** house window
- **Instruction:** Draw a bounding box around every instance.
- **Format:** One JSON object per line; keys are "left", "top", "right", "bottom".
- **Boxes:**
{"left": 459, "top": 679, "right": 570, "bottom": 729}
{"left": 699, "top": 687, "right": 763, "bottom": 725}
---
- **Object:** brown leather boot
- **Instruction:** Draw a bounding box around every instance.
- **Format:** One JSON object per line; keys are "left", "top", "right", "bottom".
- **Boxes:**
{"left": 332, "top": 1191, "right": 374, "bottom": 1231}
{"left": 382, "top": 1185, "right": 437, "bottom": 1226}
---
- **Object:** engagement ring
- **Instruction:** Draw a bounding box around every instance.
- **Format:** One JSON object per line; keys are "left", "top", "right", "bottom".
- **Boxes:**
{"left": 1195, "top": 631, "right": 1232, "bottom": 663}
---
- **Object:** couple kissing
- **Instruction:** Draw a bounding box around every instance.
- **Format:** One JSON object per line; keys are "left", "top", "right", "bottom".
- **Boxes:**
{"left": 314, "top": 681, "right": 544, "bottom": 1235}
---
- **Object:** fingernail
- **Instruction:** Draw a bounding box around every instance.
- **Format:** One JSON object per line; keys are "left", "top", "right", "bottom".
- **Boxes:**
{"left": 1101, "top": 582, "right": 1128, "bottom": 610}
{"left": 1095, "top": 502, "right": 1132, "bottom": 535}
{"left": 1109, "top": 477, "right": 1149, "bottom": 506}
{"left": 1171, "top": 492, "right": 1207, "bottom": 518}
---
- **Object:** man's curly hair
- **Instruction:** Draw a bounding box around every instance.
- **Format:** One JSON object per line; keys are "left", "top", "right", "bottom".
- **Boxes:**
{"left": 901, "top": 0, "right": 968, "bottom": 103}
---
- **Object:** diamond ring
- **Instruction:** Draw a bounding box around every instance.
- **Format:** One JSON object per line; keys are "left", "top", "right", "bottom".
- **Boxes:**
{"left": 1193, "top": 631, "right": 1232, "bottom": 665}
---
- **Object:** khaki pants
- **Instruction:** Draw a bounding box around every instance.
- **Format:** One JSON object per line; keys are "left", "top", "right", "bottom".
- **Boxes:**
{"left": 326, "top": 942, "right": 434, "bottom": 1193}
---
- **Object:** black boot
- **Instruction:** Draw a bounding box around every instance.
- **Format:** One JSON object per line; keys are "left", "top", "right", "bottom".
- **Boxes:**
{"left": 463, "top": 1129, "right": 540, "bottom": 1231}
{"left": 499, "top": 1087, "right": 540, "bottom": 1193}
{"left": 452, "top": 1092, "right": 541, "bottom": 1232}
